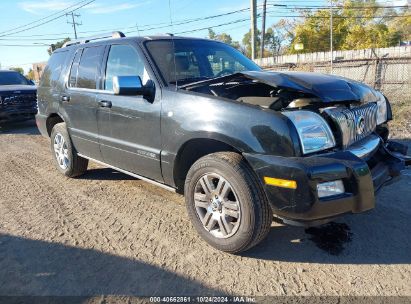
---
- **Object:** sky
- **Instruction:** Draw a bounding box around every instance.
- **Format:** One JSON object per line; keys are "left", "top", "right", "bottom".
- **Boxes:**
{"left": 0, "top": 0, "right": 407, "bottom": 73}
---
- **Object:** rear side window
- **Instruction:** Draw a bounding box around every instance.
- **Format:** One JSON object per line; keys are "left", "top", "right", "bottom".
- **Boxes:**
{"left": 41, "top": 51, "right": 68, "bottom": 88}
{"left": 69, "top": 46, "right": 104, "bottom": 89}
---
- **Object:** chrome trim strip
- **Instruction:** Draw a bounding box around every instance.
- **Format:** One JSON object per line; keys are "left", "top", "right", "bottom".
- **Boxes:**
{"left": 347, "top": 134, "right": 381, "bottom": 159}
{"left": 66, "top": 87, "right": 114, "bottom": 94}
{"left": 77, "top": 154, "right": 176, "bottom": 192}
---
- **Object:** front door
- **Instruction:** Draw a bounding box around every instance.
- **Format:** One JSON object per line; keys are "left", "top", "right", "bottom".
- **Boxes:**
{"left": 96, "top": 43, "right": 162, "bottom": 182}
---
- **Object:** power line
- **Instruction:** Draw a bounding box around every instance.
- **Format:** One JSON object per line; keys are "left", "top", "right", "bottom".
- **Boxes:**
{"left": 0, "top": 0, "right": 95, "bottom": 38}
{"left": 1, "top": 8, "right": 409, "bottom": 47}
{"left": 0, "top": 4, "right": 407, "bottom": 40}
{"left": 66, "top": 12, "right": 82, "bottom": 39}
{"left": 0, "top": 5, "right": 251, "bottom": 39}
{"left": 0, "top": 0, "right": 91, "bottom": 36}
{"left": 0, "top": 4, "right": 408, "bottom": 43}
{"left": 0, "top": 44, "right": 48, "bottom": 47}
{"left": 267, "top": 14, "right": 411, "bottom": 19}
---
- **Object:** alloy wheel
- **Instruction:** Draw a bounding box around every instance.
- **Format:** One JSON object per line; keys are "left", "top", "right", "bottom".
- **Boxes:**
{"left": 53, "top": 133, "right": 69, "bottom": 170}
{"left": 194, "top": 173, "right": 241, "bottom": 239}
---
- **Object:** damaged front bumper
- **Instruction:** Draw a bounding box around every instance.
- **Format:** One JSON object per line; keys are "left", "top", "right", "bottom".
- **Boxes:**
{"left": 244, "top": 134, "right": 410, "bottom": 226}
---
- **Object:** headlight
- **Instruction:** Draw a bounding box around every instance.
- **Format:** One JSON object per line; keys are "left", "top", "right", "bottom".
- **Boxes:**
{"left": 283, "top": 110, "right": 336, "bottom": 154}
{"left": 375, "top": 91, "right": 387, "bottom": 125}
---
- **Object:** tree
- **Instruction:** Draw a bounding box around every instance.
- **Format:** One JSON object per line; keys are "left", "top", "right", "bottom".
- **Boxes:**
{"left": 26, "top": 68, "right": 35, "bottom": 80}
{"left": 48, "top": 38, "right": 70, "bottom": 55}
{"left": 207, "top": 29, "right": 241, "bottom": 50}
{"left": 10, "top": 67, "right": 24, "bottom": 74}
{"left": 242, "top": 28, "right": 279, "bottom": 58}
{"left": 285, "top": 0, "right": 407, "bottom": 53}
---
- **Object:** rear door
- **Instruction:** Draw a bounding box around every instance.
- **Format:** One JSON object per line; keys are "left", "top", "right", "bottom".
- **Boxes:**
{"left": 61, "top": 45, "right": 105, "bottom": 160}
{"left": 96, "top": 43, "right": 163, "bottom": 181}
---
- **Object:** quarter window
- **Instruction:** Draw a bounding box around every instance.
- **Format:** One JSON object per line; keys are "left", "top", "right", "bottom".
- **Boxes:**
{"left": 104, "top": 44, "right": 149, "bottom": 91}
{"left": 41, "top": 50, "right": 68, "bottom": 88}
{"left": 68, "top": 49, "right": 82, "bottom": 88}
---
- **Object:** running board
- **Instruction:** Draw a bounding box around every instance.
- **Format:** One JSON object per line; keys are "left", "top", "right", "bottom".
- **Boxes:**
{"left": 77, "top": 154, "right": 176, "bottom": 192}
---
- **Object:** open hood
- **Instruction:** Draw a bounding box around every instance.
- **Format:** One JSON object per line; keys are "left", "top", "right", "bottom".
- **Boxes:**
{"left": 182, "top": 71, "right": 381, "bottom": 104}
{"left": 239, "top": 71, "right": 380, "bottom": 103}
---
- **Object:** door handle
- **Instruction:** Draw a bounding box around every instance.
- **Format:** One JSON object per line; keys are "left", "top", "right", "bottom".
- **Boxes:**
{"left": 61, "top": 95, "right": 70, "bottom": 102}
{"left": 99, "top": 100, "right": 112, "bottom": 108}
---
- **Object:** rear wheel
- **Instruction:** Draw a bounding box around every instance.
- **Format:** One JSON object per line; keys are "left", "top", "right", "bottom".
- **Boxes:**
{"left": 185, "top": 152, "right": 272, "bottom": 253}
{"left": 50, "top": 122, "right": 88, "bottom": 177}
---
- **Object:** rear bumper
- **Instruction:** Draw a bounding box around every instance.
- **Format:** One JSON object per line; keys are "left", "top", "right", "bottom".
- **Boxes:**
{"left": 244, "top": 134, "right": 409, "bottom": 225}
{"left": 35, "top": 113, "right": 49, "bottom": 137}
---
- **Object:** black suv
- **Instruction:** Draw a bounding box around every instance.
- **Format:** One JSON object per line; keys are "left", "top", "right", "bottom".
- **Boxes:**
{"left": 0, "top": 70, "right": 37, "bottom": 123}
{"left": 36, "top": 32, "right": 410, "bottom": 253}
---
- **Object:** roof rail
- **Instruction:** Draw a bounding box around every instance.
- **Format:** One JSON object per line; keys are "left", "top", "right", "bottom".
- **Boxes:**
{"left": 63, "top": 31, "right": 126, "bottom": 48}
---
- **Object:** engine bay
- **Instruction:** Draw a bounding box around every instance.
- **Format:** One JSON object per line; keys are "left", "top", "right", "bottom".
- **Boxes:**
{"left": 180, "top": 73, "right": 360, "bottom": 112}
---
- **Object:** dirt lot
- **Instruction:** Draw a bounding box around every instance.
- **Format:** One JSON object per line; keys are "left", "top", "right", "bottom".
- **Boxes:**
{"left": 0, "top": 120, "right": 410, "bottom": 298}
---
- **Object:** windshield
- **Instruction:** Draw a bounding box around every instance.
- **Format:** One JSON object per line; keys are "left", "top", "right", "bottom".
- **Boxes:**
{"left": 0, "top": 71, "right": 32, "bottom": 86}
{"left": 145, "top": 39, "right": 261, "bottom": 86}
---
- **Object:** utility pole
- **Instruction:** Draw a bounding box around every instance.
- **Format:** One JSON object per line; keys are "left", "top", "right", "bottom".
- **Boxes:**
{"left": 260, "top": 0, "right": 267, "bottom": 59}
{"left": 250, "top": 0, "right": 257, "bottom": 60}
{"left": 66, "top": 12, "right": 82, "bottom": 39}
{"left": 330, "top": 0, "right": 333, "bottom": 74}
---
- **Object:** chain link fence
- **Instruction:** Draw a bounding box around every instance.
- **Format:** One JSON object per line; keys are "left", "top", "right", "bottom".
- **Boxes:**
{"left": 260, "top": 57, "right": 411, "bottom": 105}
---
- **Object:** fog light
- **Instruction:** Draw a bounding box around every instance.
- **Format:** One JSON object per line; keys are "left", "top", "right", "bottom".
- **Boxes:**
{"left": 317, "top": 180, "right": 345, "bottom": 198}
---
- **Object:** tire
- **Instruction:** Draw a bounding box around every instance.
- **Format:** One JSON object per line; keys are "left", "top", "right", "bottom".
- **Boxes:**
{"left": 185, "top": 152, "right": 272, "bottom": 253}
{"left": 50, "top": 122, "right": 88, "bottom": 178}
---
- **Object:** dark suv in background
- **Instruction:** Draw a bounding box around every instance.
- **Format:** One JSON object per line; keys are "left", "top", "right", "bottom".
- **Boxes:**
{"left": 0, "top": 70, "right": 37, "bottom": 123}
{"left": 36, "top": 32, "right": 410, "bottom": 253}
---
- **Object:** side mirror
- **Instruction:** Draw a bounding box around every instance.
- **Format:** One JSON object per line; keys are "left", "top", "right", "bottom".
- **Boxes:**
{"left": 113, "top": 76, "right": 143, "bottom": 95}
{"left": 113, "top": 76, "right": 155, "bottom": 102}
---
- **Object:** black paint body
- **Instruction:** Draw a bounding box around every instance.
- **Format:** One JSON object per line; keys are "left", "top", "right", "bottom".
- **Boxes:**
{"left": 35, "top": 36, "right": 409, "bottom": 224}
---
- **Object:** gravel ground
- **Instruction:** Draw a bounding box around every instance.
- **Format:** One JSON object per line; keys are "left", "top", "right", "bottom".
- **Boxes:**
{"left": 0, "top": 120, "right": 410, "bottom": 297}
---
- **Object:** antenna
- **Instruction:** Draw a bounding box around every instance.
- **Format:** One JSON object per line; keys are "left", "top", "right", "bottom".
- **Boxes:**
{"left": 66, "top": 12, "right": 82, "bottom": 39}
{"left": 168, "top": 0, "right": 178, "bottom": 89}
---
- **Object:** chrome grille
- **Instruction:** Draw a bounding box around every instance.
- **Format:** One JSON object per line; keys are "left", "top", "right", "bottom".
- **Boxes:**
{"left": 323, "top": 103, "right": 378, "bottom": 149}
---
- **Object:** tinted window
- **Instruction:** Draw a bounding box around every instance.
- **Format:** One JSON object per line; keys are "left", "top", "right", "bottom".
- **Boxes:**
{"left": 145, "top": 40, "right": 261, "bottom": 85}
{"left": 68, "top": 49, "right": 82, "bottom": 88}
{"left": 104, "top": 44, "right": 149, "bottom": 91}
{"left": 69, "top": 46, "right": 104, "bottom": 89}
{"left": 0, "top": 71, "right": 31, "bottom": 86}
{"left": 41, "top": 51, "right": 68, "bottom": 88}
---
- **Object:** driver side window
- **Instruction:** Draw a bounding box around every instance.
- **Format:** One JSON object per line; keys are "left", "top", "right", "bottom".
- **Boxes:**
{"left": 104, "top": 44, "right": 149, "bottom": 91}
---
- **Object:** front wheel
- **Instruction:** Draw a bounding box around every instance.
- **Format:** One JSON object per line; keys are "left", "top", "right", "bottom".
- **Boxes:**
{"left": 50, "top": 122, "right": 88, "bottom": 177}
{"left": 185, "top": 152, "right": 272, "bottom": 253}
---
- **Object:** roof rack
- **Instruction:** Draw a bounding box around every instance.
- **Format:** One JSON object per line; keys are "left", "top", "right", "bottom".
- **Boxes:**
{"left": 63, "top": 31, "right": 126, "bottom": 48}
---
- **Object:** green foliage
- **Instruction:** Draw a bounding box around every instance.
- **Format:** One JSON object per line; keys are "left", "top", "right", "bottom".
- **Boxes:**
{"left": 242, "top": 28, "right": 280, "bottom": 58}
{"left": 10, "top": 67, "right": 24, "bottom": 74}
{"left": 48, "top": 38, "right": 71, "bottom": 56}
{"left": 283, "top": 0, "right": 410, "bottom": 53}
{"left": 207, "top": 29, "right": 241, "bottom": 50}
{"left": 26, "top": 68, "right": 35, "bottom": 80}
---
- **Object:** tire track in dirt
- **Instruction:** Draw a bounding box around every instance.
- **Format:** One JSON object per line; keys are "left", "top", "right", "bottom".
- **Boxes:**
{"left": 0, "top": 122, "right": 410, "bottom": 296}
